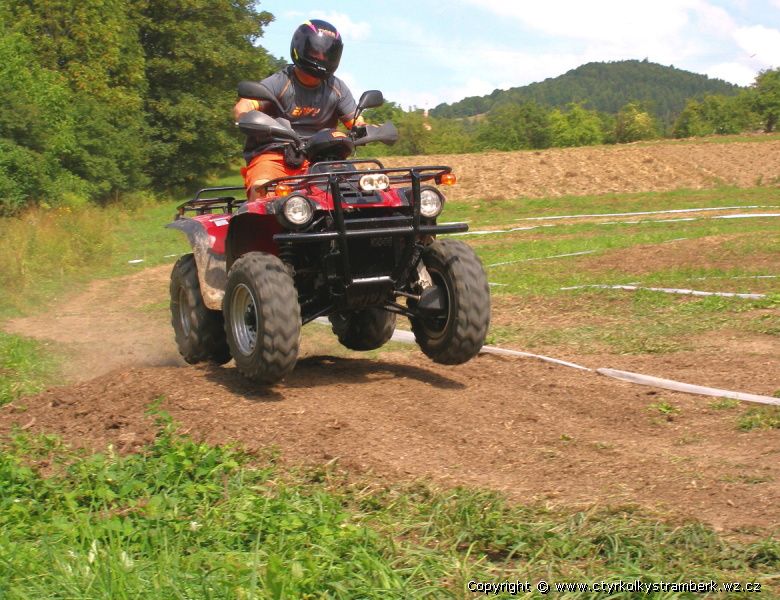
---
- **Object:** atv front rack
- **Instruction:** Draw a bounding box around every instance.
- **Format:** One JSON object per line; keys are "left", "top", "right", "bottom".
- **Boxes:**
{"left": 175, "top": 185, "right": 245, "bottom": 218}
{"left": 269, "top": 164, "right": 469, "bottom": 299}
{"left": 261, "top": 161, "right": 454, "bottom": 195}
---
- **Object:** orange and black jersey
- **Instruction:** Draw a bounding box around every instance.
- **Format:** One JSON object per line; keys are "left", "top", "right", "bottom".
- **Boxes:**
{"left": 242, "top": 65, "right": 358, "bottom": 163}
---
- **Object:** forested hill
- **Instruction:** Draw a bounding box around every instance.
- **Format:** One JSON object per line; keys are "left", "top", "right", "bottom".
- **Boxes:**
{"left": 430, "top": 60, "right": 742, "bottom": 124}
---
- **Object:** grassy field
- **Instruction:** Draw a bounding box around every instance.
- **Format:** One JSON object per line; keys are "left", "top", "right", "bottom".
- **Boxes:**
{"left": 1, "top": 177, "right": 779, "bottom": 597}
{"left": 444, "top": 186, "right": 780, "bottom": 356}
{"left": 1, "top": 412, "right": 777, "bottom": 598}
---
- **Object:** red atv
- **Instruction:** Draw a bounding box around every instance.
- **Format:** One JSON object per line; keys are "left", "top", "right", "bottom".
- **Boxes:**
{"left": 168, "top": 82, "right": 490, "bottom": 383}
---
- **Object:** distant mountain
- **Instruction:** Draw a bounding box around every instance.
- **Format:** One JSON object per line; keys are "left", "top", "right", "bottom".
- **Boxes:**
{"left": 430, "top": 60, "right": 742, "bottom": 126}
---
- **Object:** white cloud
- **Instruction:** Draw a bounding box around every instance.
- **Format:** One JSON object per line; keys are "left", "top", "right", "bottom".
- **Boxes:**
{"left": 305, "top": 12, "right": 372, "bottom": 42}
{"left": 455, "top": 0, "right": 755, "bottom": 74}
{"left": 461, "top": 0, "right": 697, "bottom": 43}
{"left": 706, "top": 61, "right": 760, "bottom": 85}
{"left": 733, "top": 25, "right": 780, "bottom": 68}
{"left": 388, "top": 78, "right": 500, "bottom": 110}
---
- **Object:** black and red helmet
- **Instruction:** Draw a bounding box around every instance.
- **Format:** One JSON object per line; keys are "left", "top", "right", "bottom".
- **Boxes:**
{"left": 290, "top": 19, "right": 343, "bottom": 80}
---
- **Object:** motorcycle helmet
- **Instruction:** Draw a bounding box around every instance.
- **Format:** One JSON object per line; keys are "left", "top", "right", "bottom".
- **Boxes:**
{"left": 290, "top": 19, "right": 343, "bottom": 80}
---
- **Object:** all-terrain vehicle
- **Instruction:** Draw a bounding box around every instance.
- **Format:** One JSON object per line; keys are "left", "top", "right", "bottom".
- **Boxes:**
{"left": 168, "top": 82, "right": 490, "bottom": 384}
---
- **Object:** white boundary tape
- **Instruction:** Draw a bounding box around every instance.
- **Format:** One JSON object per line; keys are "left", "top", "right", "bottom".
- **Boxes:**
{"left": 477, "top": 344, "right": 592, "bottom": 371}
{"left": 598, "top": 368, "right": 780, "bottom": 406}
{"left": 561, "top": 284, "right": 766, "bottom": 300}
{"left": 312, "top": 319, "right": 776, "bottom": 405}
{"left": 455, "top": 212, "right": 780, "bottom": 237}
{"left": 487, "top": 250, "right": 596, "bottom": 268}
{"left": 692, "top": 275, "right": 778, "bottom": 281}
{"left": 514, "top": 205, "right": 779, "bottom": 222}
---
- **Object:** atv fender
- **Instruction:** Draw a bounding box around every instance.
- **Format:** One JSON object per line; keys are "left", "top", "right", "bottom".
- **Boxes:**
{"left": 224, "top": 212, "right": 282, "bottom": 271}
{"left": 167, "top": 219, "right": 227, "bottom": 310}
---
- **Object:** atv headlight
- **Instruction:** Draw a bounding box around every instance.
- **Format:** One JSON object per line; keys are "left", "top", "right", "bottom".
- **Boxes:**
{"left": 419, "top": 187, "right": 444, "bottom": 218}
{"left": 359, "top": 173, "right": 390, "bottom": 191}
{"left": 281, "top": 195, "right": 314, "bottom": 227}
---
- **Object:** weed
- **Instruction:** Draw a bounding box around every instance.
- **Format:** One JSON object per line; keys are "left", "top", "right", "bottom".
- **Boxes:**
{"left": 738, "top": 407, "right": 780, "bottom": 431}
{"left": 709, "top": 398, "right": 741, "bottom": 410}
{"left": 591, "top": 441, "right": 614, "bottom": 451}
{"left": 0, "top": 332, "right": 56, "bottom": 406}
{"left": 648, "top": 401, "right": 680, "bottom": 419}
{"left": 675, "top": 435, "right": 703, "bottom": 446}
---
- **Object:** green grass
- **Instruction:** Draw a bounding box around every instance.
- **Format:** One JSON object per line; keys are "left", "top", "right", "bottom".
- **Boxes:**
{"left": 738, "top": 407, "right": 780, "bottom": 431}
{"left": 0, "top": 332, "right": 56, "bottom": 406}
{"left": 440, "top": 186, "right": 780, "bottom": 354}
{"left": 710, "top": 398, "right": 741, "bottom": 410}
{"left": 441, "top": 185, "right": 780, "bottom": 227}
{"left": 0, "top": 411, "right": 777, "bottom": 599}
{"left": 0, "top": 171, "right": 250, "bottom": 318}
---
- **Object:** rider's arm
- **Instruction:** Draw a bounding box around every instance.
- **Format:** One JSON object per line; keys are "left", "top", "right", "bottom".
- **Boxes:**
{"left": 233, "top": 98, "right": 262, "bottom": 122}
{"left": 341, "top": 115, "right": 366, "bottom": 129}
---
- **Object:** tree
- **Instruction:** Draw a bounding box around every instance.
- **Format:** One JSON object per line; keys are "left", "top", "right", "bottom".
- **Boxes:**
{"left": 426, "top": 117, "right": 477, "bottom": 154}
{"left": 549, "top": 103, "right": 603, "bottom": 147}
{"left": 0, "top": 31, "right": 86, "bottom": 214}
{"left": 477, "top": 102, "right": 551, "bottom": 151}
{"left": 137, "top": 0, "right": 278, "bottom": 188}
{"left": 614, "top": 101, "right": 658, "bottom": 143}
{"left": 674, "top": 92, "right": 759, "bottom": 138}
{"left": 752, "top": 68, "right": 780, "bottom": 132}
{"left": 3, "top": 0, "right": 150, "bottom": 202}
{"left": 673, "top": 100, "right": 709, "bottom": 138}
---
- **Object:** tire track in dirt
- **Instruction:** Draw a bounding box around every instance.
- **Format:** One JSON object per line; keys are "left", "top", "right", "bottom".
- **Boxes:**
{"left": 2, "top": 264, "right": 779, "bottom": 532}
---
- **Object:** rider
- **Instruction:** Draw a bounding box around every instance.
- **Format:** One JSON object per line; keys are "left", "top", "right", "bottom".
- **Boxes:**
{"left": 234, "top": 19, "right": 364, "bottom": 200}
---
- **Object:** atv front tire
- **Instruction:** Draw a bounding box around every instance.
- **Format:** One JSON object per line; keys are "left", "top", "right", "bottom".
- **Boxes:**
{"left": 329, "top": 308, "right": 396, "bottom": 351}
{"left": 170, "top": 254, "right": 231, "bottom": 365}
{"left": 410, "top": 239, "right": 490, "bottom": 364}
{"left": 223, "top": 252, "right": 301, "bottom": 384}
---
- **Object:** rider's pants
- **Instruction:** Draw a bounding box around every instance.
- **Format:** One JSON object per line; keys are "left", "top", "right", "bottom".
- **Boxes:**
{"left": 241, "top": 152, "right": 309, "bottom": 198}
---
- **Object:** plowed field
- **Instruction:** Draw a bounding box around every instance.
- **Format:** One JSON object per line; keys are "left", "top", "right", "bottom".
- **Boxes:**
{"left": 383, "top": 136, "right": 780, "bottom": 200}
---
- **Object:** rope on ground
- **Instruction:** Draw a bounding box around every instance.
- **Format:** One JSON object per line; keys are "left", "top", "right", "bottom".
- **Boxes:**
{"left": 598, "top": 368, "right": 780, "bottom": 406}
{"left": 560, "top": 284, "right": 766, "bottom": 300}
{"left": 513, "top": 205, "right": 779, "bottom": 222}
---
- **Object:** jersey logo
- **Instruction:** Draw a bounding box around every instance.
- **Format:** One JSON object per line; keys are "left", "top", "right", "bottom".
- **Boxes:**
{"left": 290, "top": 106, "right": 322, "bottom": 118}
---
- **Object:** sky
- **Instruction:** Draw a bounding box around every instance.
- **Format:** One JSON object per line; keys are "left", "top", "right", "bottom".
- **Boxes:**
{"left": 257, "top": 0, "right": 780, "bottom": 110}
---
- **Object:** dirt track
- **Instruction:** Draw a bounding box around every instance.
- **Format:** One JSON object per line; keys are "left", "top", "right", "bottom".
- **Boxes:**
{"left": 3, "top": 263, "right": 779, "bottom": 533}
{"left": 3, "top": 139, "right": 780, "bottom": 533}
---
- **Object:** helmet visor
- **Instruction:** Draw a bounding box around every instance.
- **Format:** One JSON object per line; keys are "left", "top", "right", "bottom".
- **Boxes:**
{"left": 301, "top": 33, "right": 342, "bottom": 75}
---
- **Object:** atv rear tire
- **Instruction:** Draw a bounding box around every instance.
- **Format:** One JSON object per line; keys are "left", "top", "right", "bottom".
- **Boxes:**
{"left": 329, "top": 308, "right": 396, "bottom": 351}
{"left": 170, "top": 254, "right": 231, "bottom": 365}
{"left": 410, "top": 239, "right": 490, "bottom": 364}
{"left": 223, "top": 252, "right": 301, "bottom": 384}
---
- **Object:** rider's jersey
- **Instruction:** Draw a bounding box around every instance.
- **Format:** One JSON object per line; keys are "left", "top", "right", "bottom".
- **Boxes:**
{"left": 242, "top": 65, "right": 358, "bottom": 163}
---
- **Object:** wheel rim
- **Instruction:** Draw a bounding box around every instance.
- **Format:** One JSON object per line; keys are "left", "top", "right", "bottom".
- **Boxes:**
{"left": 230, "top": 283, "right": 258, "bottom": 356}
{"left": 418, "top": 268, "right": 453, "bottom": 341}
{"left": 177, "top": 286, "right": 192, "bottom": 337}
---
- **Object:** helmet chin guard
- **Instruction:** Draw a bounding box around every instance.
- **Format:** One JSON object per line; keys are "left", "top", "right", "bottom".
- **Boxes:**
{"left": 290, "top": 19, "right": 343, "bottom": 80}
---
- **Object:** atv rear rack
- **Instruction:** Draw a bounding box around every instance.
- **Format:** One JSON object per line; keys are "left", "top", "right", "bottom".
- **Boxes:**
{"left": 175, "top": 185, "right": 245, "bottom": 218}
